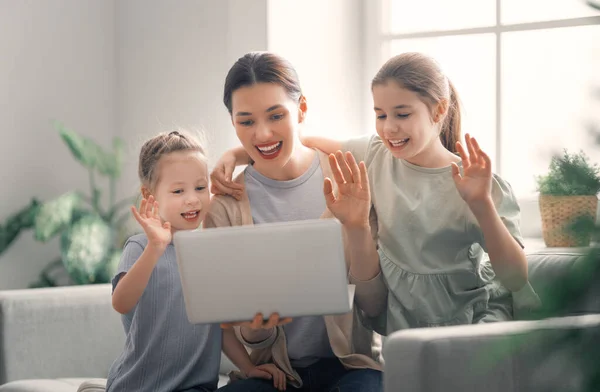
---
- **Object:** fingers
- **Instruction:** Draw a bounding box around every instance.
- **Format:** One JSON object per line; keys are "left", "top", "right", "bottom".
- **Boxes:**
{"left": 323, "top": 178, "right": 335, "bottom": 206}
{"left": 345, "top": 151, "right": 361, "bottom": 186}
{"left": 162, "top": 221, "right": 171, "bottom": 231}
{"left": 153, "top": 200, "right": 160, "bottom": 220}
{"left": 328, "top": 154, "right": 346, "bottom": 185}
{"left": 359, "top": 161, "right": 369, "bottom": 192}
{"left": 450, "top": 162, "right": 462, "bottom": 184}
{"left": 264, "top": 313, "right": 281, "bottom": 329}
{"left": 465, "top": 133, "right": 479, "bottom": 164}
{"left": 139, "top": 198, "right": 147, "bottom": 218}
{"left": 131, "top": 205, "right": 145, "bottom": 226}
{"left": 335, "top": 151, "right": 353, "bottom": 184}
{"left": 455, "top": 141, "right": 470, "bottom": 170}
{"left": 470, "top": 136, "right": 492, "bottom": 172}
{"left": 145, "top": 195, "right": 155, "bottom": 217}
{"left": 277, "top": 317, "right": 293, "bottom": 326}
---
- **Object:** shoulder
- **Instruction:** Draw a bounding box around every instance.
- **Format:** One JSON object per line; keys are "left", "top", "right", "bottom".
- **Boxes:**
{"left": 205, "top": 193, "right": 243, "bottom": 228}
{"left": 124, "top": 233, "right": 148, "bottom": 249}
{"left": 490, "top": 174, "right": 520, "bottom": 210}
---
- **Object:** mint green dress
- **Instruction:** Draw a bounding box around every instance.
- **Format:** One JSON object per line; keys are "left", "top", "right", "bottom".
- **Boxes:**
{"left": 345, "top": 134, "right": 539, "bottom": 334}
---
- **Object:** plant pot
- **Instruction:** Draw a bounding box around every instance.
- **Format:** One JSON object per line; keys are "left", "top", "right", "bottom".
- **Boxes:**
{"left": 539, "top": 195, "right": 598, "bottom": 247}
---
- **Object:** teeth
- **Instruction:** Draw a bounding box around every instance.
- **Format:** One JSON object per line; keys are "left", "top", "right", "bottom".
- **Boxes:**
{"left": 389, "top": 138, "right": 409, "bottom": 146}
{"left": 257, "top": 142, "right": 281, "bottom": 152}
{"left": 183, "top": 211, "right": 198, "bottom": 218}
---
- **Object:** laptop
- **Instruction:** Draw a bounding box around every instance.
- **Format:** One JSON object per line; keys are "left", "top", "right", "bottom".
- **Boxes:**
{"left": 173, "top": 218, "right": 355, "bottom": 325}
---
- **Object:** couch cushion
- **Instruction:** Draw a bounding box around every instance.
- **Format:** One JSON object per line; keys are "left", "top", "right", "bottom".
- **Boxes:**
{"left": 0, "top": 378, "right": 89, "bottom": 392}
{"left": 522, "top": 249, "right": 600, "bottom": 319}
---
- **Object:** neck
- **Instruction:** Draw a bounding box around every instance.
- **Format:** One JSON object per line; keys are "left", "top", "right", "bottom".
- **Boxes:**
{"left": 253, "top": 142, "right": 315, "bottom": 181}
{"left": 405, "top": 138, "right": 460, "bottom": 168}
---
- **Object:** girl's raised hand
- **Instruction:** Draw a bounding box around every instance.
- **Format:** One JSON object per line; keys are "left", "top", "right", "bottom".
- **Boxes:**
{"left": 451, "top": 134, "right": 493, "bottom": 207}
{"left": 324, "top": 151, "right": 371, "bottom": 228}
{"left": 131, "top": 195, "right": 172, "bottom": 250}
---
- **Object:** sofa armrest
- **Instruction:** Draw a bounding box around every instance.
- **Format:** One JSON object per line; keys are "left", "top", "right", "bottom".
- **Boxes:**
{"left": 0, "top": 285, "right": 123, "bottom": 384}
{"left": 383, "top": 315, "right": 600, "bottom": 392}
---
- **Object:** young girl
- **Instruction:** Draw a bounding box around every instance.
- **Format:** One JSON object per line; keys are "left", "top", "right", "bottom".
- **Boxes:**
{"left": 212, "top": 52, "right": 539, "bottom": 335}
{"left": 205, "top": 52, "right": 383, "bottom": 392}
{"left": 106, "top": 130, "right": 285, "bottom": 392}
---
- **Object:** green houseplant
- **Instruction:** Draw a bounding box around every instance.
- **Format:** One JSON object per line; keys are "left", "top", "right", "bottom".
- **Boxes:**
{"left": 536, "top": 150, "right": 600, "bottom": 247}
{"left": 0, "top": 122, "right": 134, "bottom": 287}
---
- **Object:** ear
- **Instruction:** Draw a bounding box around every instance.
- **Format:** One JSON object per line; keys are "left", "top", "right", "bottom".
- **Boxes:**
{"left": 141, "top": 186, "right": 152, "bottom": 200}
{"left": 433, "top": 99, "right": 449, "bottom": 124}
{"left": 298, "top": 95, "right": 308, "bottom": 123}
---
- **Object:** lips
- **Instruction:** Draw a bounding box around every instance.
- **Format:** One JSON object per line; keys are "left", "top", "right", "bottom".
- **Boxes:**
{"left": 181, "top": 210, "right": 200, "bottom": 222}
{"left": 255, "top": 141, "right": 283, "bottom": 160}
{"left": 388, "top": 138, "right": 410, "bottom": 148}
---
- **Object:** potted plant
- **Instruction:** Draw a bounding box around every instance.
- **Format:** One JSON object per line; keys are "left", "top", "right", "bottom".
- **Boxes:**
{"left": 536, "top": 150, "right": 600, "bottom": 247}
{"left": 0, "top": 122, "right": 134, "bottom": 287}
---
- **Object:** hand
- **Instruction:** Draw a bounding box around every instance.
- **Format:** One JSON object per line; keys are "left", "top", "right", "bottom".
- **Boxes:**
{"left": 210, "top": 150, "right": 244, "bottom": 200}
{"left": 131, "top": 195, "right": 171, "bottom": 249}
{"left": 220, "top": 312, "right": 292, "bottom": 330}
{"left": 246, "top": 363, "right": 288, "bottom": 391}
{"left": 324, "top": 151, "right": 371, "bottom": 228}
{"left": 451, "top": 133, "right": 493, "bottom": 207}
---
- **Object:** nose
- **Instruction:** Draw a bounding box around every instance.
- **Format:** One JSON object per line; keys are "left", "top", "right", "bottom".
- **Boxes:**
{"left": 383, "top": 118, "right": 398, "bottom": 136}
{"left": 185, "top": 193, "right": 199, "bottom": 206}
{"left": 255, "top": 123, "right": 274, "bottom": 143}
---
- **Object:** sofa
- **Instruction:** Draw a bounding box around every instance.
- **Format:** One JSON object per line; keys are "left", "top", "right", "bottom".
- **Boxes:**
{"left": 1, "top": 247, "right": 598, "bottom": 392}
{"left": 384, "top": 247, "right": 600, "bottom": 392}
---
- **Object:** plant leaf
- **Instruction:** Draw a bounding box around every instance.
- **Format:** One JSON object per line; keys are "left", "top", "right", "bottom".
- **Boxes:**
{"left": 61, "top": 214, "right": 113, "bottom": 284}
{"left": 34, "top": 192, "right": 81, "bottom": 242}
{"left": 0, "top": 199, "right": 40, "bottom": 255}
{"left": 57, "top": 123, "right": 98, "bottom": 170}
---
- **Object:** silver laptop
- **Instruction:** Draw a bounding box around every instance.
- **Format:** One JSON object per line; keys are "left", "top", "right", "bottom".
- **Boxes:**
{"left": 173, "top": 218, "right": 354, "bottom": 325}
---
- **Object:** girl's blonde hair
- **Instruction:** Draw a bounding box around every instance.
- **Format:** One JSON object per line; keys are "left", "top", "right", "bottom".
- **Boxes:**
{"left": 372, "top": 52, "right": 462, "bottom": 152}
{"left": 138, "top": 130, "right": 206, "bottom": 190}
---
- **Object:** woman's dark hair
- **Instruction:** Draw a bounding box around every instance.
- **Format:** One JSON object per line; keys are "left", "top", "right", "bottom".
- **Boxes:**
{"left": 223, "top": 52, "right": 302, "bottom": 114}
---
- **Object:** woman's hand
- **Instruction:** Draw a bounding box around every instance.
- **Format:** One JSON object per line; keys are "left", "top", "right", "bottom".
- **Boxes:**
{"left": 452, "top": 133, "right": 493, "bottom": 210}
{"left": 220, "top": 312, "right": 292, "bottom": 330}
{"left": 246, "top": 363, "right": 289, "bottom": 391}
{"left": 210, "top": 150, "right": 246, "bottom": 200}
{"left": 324, "top": 151, "right": 371, "bottom": 229}
{"left": 131, "top": 195, "right": 171, "bottom": 250}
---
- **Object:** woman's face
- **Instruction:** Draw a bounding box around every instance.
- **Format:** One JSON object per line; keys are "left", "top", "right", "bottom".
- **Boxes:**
{"left": 231, "top": 83, "right": 305, "bottom": 172}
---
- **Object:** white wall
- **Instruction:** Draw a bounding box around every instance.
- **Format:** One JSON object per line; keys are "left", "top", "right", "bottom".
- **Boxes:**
{"left": 0, "top": 0, "right": 270, "bottom": 289}
{"left": 116, "top": 0, "right": 269, "bottom": 199}
{"left": 267, "top": 0, "right": 365, "bottom": 138}
{"left": 0, "top": 0, "right": 117, "bottom": 289}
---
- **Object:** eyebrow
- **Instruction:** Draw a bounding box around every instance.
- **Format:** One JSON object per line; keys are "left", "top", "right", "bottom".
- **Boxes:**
{"left": 235, "top": 104, "right": 284, "bottom": 117}
{"left": 374, "top": 104, "right": 412, "bottom": 110}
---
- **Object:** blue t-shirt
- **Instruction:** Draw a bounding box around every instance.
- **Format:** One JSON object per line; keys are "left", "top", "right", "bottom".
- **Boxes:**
{"left": 106, "top": 234, "right": 222, "bottom": 392}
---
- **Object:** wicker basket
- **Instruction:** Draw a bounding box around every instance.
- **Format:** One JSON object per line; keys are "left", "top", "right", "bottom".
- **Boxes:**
{"left": 539, "top": 195, "right": 598, "bottom": 247}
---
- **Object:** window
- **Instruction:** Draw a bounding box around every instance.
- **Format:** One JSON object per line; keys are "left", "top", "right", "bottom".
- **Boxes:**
{"left": 368, "top": 0, "right": 600, "bottom": 198}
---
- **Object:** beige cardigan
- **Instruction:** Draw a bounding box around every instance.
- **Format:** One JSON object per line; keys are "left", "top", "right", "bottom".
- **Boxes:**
{"left": 203, "top": 150, "right": 387, "bottom": 388}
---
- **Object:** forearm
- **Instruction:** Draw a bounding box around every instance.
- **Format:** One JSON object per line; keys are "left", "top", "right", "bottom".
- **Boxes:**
{"left": 231, "top": 146, "right": 252, "bottom": 166}
{"left": 240, "top": 326, "right": 275, "bottom": 344}
{"left": 344, "top": 225, "right": 386, "bottom": 317}
{"left": 222, "top": 328, "right": 254, "bottom": 375}
{"left": 112, "top": 245, "right": 163, "bottom": 314}
{"left": 301, "top": 136, "right": 343, "bottom": 154}
{"left": 470, "top": 197, "right": 528, "bottom": 291}
{"left": 344, "top": 225, "right": 380, "bottom": 280}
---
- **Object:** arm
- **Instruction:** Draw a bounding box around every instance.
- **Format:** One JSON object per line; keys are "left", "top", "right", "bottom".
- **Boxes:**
{"left": 324, "top": 151, "right": 386, "bottom": 317}
{"left": 470, "top": 198, "right": 527, "bottom": 291}
{"left": 222, "top": 329, "right": 287, "bottom": 390}
{"left": 112, "top": 244, "right": 164, "bottom": 314}
{"left": 210, "top": 146, "right": 251, "bottom": 198}
{"left": 452, "top": 134, "right": 527, "bottom": 292}
{"left": 301, "top": 135, "right": 344, "bottom": 154}
{"left": 113, "top": 196, "right": 171, "bottom": 314}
